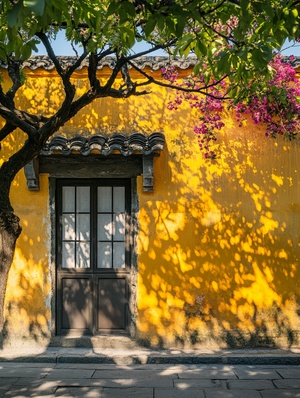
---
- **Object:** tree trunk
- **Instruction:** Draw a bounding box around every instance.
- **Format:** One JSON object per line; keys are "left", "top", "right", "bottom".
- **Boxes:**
{"left": 0, "top": 211, "right": 21, "bottom": 333}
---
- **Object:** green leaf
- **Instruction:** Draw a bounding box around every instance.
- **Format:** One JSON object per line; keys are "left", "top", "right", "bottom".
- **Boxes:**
{"left": 22, "top": 44, "right": 32, "bottom": 60}
{"left": 120, "top": 26, "right": 135, "bottom": 49}
{"left": 194, "top": 62, "right": 203, "bottom": 76}
{"left": 195, "top": 40, "right": 207, "bottom": 57}
{"left": 165, "top": 17, "right": 176, "bottom": 36}
{"left": 119, "top": 1, "right": 136, "bottom": 24}
{"left": 251, "top": 48, "right": 266, "bottom": 69}
{"left": 157, "top": 15, "right": 165, "bottom": 32}
{"left": 107, "top": 1, "right": 120, "bottom": 16}
{"left": 176, "top": 33, "right": 194, "bottom": 56}
{"left": 216, "top": 52, "right": 231, "bottom": 75}
{"left": 143, "top": 17, "right": 157, "bottom": 38}
{"left": 7, "top": 2, "right": 23, "bottom": 28}
{"left": 24, "top": 0, "right": 45, "bottom": 16}
{"left": 124, "top": 1, "right": 136, "bottom": 18}
{"left": 0, "top": 45, "right": 7, "bottom": 62}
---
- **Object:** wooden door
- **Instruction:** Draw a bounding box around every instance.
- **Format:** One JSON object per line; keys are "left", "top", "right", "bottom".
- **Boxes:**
{"left": 56, "top": 179, "right": 131, "bottom": 335}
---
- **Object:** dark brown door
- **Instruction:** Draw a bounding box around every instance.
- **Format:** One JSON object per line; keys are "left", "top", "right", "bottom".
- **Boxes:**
{"left": 56, "top": 179, "right": 131, "bottom": 335}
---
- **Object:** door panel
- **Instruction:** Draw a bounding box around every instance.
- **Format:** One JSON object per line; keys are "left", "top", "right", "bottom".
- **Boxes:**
{"left": 61, "top": 277, "right": 92, "bottom": 331}
{"left": 56, "top": 179, "right": 131, "bottom": 336}
{"left": 97, "top": 278, "right": 127, "bottom": 330}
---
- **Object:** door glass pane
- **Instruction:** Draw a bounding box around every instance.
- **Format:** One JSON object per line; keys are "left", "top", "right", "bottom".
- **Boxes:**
{"left": 76, "top": 242, "right": 90, "bottom": 268}
{"left": 98, "top": 214, "right": 112, "bottom": 240}
{"left": 113, "top": 242, "right": 125, "bottom": 268}
{"left": 62, "top": 242, "right": 75, "bottom": 268}
{"left": 62, "top": 187, "right": 75, "bottom": 212}
{"left": 76, "top": 214, "right": 90, "bottom": 240}
{"left": 114, "top": 213, "right": 125, "bottom": 240}
{"left": 113, "top": 187, "right": 125, "bottom": 212}
{"left": 62, "top": 214, "right": 75, "bottom": 240}
{"left": 98, "top": 187, "right": 112, "bottom": 212}
{"left": 98, "top": 242, "right": 112, "bottom": 268}
{"left": 77, "top": 187, "right": 90, "bottom": 212}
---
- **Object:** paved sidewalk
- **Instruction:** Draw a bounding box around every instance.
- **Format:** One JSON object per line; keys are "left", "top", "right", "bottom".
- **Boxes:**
{"left": 1, "top": 361, "right": 300, "bottom": 397}
{"left": 0, "top": 346, "right": 300, "bottom": 365}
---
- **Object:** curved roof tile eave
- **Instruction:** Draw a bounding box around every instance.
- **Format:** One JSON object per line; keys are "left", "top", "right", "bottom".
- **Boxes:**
{"left": 41, "top": 132, "right": 165, "bottom": 157}
{"left": 0, "top": 55, "right": 198, "bottom": 71}
{"left": 1, "top": 55, "right": 300, "bottom": 71}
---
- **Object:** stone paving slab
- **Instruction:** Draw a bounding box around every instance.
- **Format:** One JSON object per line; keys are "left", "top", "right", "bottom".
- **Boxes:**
{"left": 228, "top": 379, "right": 276, "bottom": 390}
{"left": 55, "top": 386, "right": 103, "bottom": 398}
{"left": 101, "top": 387, "right": 153, "bottom": 398}
{"left": 55, "top": 387, "right": 155, "bottom": 398}
{"left": 54, "top": 363, "right": 171, "bottom": 370}
{"left": 276, "top": 368, "right": 300, "bottom": 378}
{"left": 0, "top": 385, "right": 54, "bottom": 397}
{"left": 205, "top": 390, "right": 262, "bottom": 398}
{"left": 233, "top": 368, "right": 282, "bottom": 379}
{"left": 0, "top": 367, "right": 52, "bottom": 378}
{"left": 0, "top": 363, "right": 56, "bottom": 368}
{"left": 0, "top": 379, "right": 18, "bottom": 387}
{"left": 155, "top": 388, "right": 205, "bottom": 398}
{"left": 42, "top": 377, "right": 174, "bottom": 388}
{"left": 261, "top": 390, "right": 300, "bottom": 397}
{"left": 274, "top": 379, "right": 300, "bottom": 389}
{"left": 92, "top": 369, "right": 178, "bottom": 379}
{"left": 44, "top": 369, "right": 95, "bottom": 379}
{"left": 177, "top": 368, "right": 238, "bottom": 379}
{"left": 174, "top": 379, "right": 227, "bottom": 389}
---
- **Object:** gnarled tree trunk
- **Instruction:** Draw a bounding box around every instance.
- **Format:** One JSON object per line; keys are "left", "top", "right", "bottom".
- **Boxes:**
{"left": 0, "top": 211, "right": 21, "bottom": 333}
{"left": 0, "top": 163, "right": 22, "bottom": 334}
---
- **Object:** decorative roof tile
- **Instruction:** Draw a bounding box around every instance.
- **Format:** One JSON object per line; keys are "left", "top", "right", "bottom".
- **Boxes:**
{"left": 1, "top": 55, "right": 299, "bottom": 71}
{"left": 0, "top": 55, "right": 197, "bottom": 71}
{"left": 41, "top": 132, "right": 165, "bottom": 156}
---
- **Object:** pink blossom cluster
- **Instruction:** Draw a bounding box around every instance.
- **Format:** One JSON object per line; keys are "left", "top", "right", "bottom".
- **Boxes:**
{"left": 214, "top": 16, "right": 239, "bottom": 37}
{"left": 161, "top": 66, "right": 179, "bottom": 83}
{"left": 163, "top": 67, "right": 226, "bottom": 158}
{"left": 236, "top": 54, "right": 300, "bottom": 141}
{"left": 162, "top": 53, "right": 300, "bottom": 158}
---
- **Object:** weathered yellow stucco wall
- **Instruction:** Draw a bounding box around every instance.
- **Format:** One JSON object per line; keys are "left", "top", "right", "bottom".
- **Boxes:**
{"left": 2, "top": 66, "right": 300, "bottom": 348}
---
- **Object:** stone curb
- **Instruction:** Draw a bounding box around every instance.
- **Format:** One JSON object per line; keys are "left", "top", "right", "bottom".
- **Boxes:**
{"left": 1, "top": 351, "right": 300, "bottom": 365}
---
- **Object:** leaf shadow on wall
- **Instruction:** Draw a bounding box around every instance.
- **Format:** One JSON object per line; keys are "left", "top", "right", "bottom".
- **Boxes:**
{"left": 137, "top": 125, "right": 300, "bottom": 349}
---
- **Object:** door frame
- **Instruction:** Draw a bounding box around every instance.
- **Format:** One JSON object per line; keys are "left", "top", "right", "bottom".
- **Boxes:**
{"left": 55, "top": 178, "right": 132, "bottom": 336}
{"left": 48, "top": 166, "right": 140, "bottom": 339}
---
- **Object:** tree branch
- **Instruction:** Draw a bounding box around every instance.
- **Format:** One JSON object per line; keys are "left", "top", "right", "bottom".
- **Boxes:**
{"left": 65, "top": 50, "right": 89, "bottom": 78}
{"left": 87, "top": 52, "right": 101, "bottom": 92}
{"left": 0, "top": 106, "right": 38, "bottom": 137}
{"left": 103, "top": 55, "right": 126, "bottom": 93}
{"left": 121, "top": 63, "right": 136, "bottom": 96}
{"left": 126, "top": 39, "right": 177, "bottom": 61}
{"left": 6, "top": 59, "right": 24, "bottom": 106}
{"left": 0, "top": 86, "right": 12, "bottom": 109}
{"left": 127, "top": 60, "right": 230, "bottom": 99}
{"left": 0, "top": 123, "right": 17, "bottom": 149}
{"left": 35, "top": 32, "right": 65, "bottom": 78}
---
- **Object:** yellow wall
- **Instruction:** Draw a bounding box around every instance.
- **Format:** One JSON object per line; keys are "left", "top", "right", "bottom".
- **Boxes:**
{"left": 2, "top": 67, "right": 300, "bottom": 348}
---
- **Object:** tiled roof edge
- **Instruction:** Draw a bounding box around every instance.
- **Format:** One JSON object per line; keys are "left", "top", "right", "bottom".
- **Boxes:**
{"left": 41, "top": 132, "right": 165, "bottom": 156}
{"left": 0, "top": 55, "right": 197, "bottom": 71}
{"left": 1, "top": 55, "right": 300, "bottom": 71}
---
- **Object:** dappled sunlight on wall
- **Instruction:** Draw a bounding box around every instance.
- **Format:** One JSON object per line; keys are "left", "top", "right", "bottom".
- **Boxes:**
{"left": 64, "top": 80, "right": 193, "bottom": 136}
{"left": 2, "top": 67, "right": 300, "bottom": 348}
{"left": 5, "top": 174, "right": 50, "bottom": 345}
{"left": 137, "top": 116, "right": 300, "bottom": 348}
{"left": 18, "top": 69, "right": 200, "bottom": 137}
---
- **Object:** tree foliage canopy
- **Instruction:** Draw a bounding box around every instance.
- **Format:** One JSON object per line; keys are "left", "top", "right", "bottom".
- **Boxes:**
{"left": 0, "top": 0, "right": 299, "bottom": 189}
{"left": 1, "top": 0, "right": 300, "bottom": 86}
